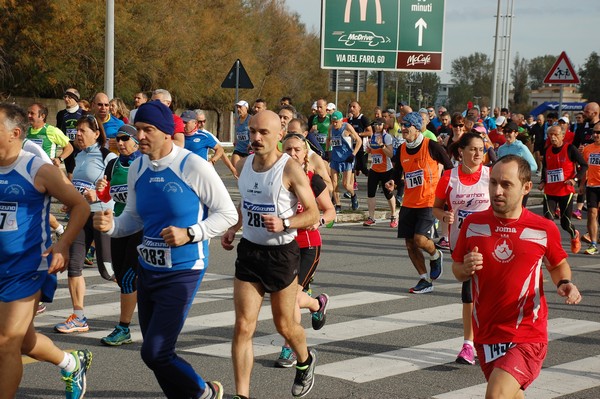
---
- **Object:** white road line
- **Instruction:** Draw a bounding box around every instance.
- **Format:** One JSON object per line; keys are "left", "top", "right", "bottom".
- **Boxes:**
{"left": 184, "top": 303, "right": 462, "bottom": 358}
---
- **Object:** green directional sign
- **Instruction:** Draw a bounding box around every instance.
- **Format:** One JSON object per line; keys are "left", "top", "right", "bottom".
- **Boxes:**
{"left": 321, "top": 0, "right": 445, "bottom": 71}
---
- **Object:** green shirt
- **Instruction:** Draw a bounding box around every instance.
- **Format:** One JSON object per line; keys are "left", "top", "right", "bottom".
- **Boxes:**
{"left": 27, "top": 124, "right": 69, "bottom": 158}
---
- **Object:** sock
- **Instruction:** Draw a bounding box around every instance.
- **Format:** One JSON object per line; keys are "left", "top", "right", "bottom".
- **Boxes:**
{"left": 430, "top": 250, "right": 440, "bottom": 260}
{"left": 419, "top": 273, "right": 428, "bottom": 281}
{"left": 118, "top": 321, "right": 130, "bottom": 329}
{"left": 74, "top": 309, "right": 85, "bottom": 319}
{"left": 54, "top": 225, "right": 64, "bottom": 235}
{"left": 593, "top": 241, "right": 597, "bottom": 246}
{"left": 464, "top": 340, "right": 474, "bottom": 348}
{"left": 296, "top": 353, "right": 313, "bottom": 369}
{"left": 58, "top": 352, "right": 77, "bottom": 373}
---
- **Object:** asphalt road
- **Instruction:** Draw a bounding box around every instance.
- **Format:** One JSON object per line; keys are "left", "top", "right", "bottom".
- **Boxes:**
{"left": 17, "top": 164, "right": 600, "bottom": 399}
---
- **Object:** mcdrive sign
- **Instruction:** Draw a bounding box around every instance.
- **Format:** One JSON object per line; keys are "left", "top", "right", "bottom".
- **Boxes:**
{"left": 321, "top": 0, "right": 445, "bottom": 71}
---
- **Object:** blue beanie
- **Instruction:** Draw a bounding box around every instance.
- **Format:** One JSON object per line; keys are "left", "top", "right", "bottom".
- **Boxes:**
{"left": 134, "top": 100, "right": 175, "bottom": 135}
{"left": 403, "top": 112, "right": 423, "bottom": 130}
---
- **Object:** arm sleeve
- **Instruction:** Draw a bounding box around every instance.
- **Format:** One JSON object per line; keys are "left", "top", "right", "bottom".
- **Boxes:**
{"left": 310, "top": 173, "right": 327, "bottom": 198}
{"left": 521, "top": 144, "right": 538, "bottom": 173}
{"left": 429, "top": 140, "right": 454, "bottom": 170}
{"left": 182, "top": 155, "right": 238, "bottom": 241}
{"left": 391, "top": 148, "right": 404, "bottom": 183}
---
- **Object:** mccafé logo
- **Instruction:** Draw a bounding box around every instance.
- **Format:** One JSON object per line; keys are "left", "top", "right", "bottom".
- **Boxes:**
{"left": 344, "top": 0, "right": 383, "bottom": 25}
{"left": 406, "top": 54, "right": 431, "bottom": 67}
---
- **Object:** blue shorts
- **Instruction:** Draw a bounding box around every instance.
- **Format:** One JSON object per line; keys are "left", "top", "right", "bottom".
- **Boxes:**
{"left": 330, "top": 160, "right": 354, "bottom": 173}
{"left": 0, "top": 271, "right": 57, "bottom": 303}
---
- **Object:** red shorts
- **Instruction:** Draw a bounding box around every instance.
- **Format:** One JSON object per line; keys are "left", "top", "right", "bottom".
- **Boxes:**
{"left": 475, "top": 342, "right": 547, "bottom": 390}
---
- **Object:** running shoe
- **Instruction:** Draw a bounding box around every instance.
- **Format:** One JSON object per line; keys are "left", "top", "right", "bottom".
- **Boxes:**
{"left": 389, "top": 217, "right": 398, "bottom": 228}
{"left": 351, "top": 194, "right": 359, "bottom": 210}
{"left": 84, "top": 246, "right": 95, "bottom": 266}
{"left": 353, "top": 182, "right": 358, "bottom": 190}
{"left": 582, "top": 232, "right": 592, "bottom": 244}
{"left": 274, "top": 346, "right": 297, "bottom": 368}
{"left": 55, "top": 314, "right": 89, "bottom": 333}
{"left": 363, "top": 217, "right": 376, "bottom": 226}
{"left": 571, "top": 230, "right": 581, "bottom": 254}
{"left": 61, "top": 349, "right": 92, "bottom": 399}
{"left": 409, "top": 278, "right": 433, "bottom": 294}
{"left": 572, "top": 209, "right": 582, "bottom": 220}
{"left": 36, "top": 302, "right": 46, "bottom": 316}
{"left": 292, "top": 348, "right": 317, "bottom": 398}
{"left": 343, "top": 191, "right": 351, "bottom": 199}
{"left": 554, "top": 208, "right": 560, "bottom": 219}
{"left": 435, "top": 237, "right": 450, "bottom": 251}
{"left": 101, "top": 325, "right": 132, "bottom": 346}
{"left": 429, "top": 249, "right": 444, "bottom": 280}
{"left": 585, "top": 244, "right": 598, "bottom": 255}
{"left": 205, "top": 381, "right": 224, "bottom": 399}
{"left": 311, "top": 294, "right": 329, "bottom": 330}
{"left": 456, "top": 343, "right": 476, "bottom": 365}
{"left": 335, "top": 205, "right": 342, "bottom": 214}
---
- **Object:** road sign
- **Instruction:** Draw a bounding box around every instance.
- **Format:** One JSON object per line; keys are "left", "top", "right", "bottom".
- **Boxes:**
{"left": 321, "top": 0, "right": 445, "bottom": 71}
{"left": 221, "top": 59, "right": 254, "bottom": 89}
{"left": 543, "top": 51, "right": 580, "bottom": 85}
{"left": 329, "top": 70, "right": 368, "bottom": 92}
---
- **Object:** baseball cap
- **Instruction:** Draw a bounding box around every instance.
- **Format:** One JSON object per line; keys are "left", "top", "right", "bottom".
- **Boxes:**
{"left": 311, "top": 101, "right": 318, "bottom": 110}
{"left": 331, "top": 111, "right": 344, "bottom": 121}
{"left": 236, "top": 100, "right": 249, "bottom": 108}
{"left": 495, "top": 115, "right": 507, "bottom": 126}
{"left": 180, "top": 110, "right": 197, "bottom": 122}
{"left": 558, "top": 116, "right": 570, "bottom": 124}
{"left": 372, "top": 117, "right": 385, "bottom": 125}
{"left": 503, "top": 121, "right": 519, "bottom": 132}
{"left": 326, "top": 102, "right": 336, "bottom": 111}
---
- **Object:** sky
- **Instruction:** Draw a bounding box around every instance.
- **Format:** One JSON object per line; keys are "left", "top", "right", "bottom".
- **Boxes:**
{"left": 284, "top": 0, "right": 598, "bottom": 84}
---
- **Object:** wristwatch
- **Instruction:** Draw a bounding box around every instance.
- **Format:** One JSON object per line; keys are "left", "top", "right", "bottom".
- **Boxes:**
{"left": 187, "top": 226, "right": 196, "bottom": 243}
{"left": 56, "top": 157, "right": 63, "bottom": 163}
{"left": 282, "top": 218, "right": 291, "bottom": 232}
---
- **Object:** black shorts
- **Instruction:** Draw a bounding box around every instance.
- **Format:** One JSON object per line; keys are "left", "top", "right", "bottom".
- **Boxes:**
{"left": 397, "top": 206, "right": 435, "bottom": 239}
{"left": 367, "top": 169, "right": 394, "bottom": 199}
{"left": 111, "top": 230, "right": 142, "bottom": 294}
{"left": 586, "top": 187, "right": 600, "bottom": 208}
{"left": 235, "top": 238, "right": 300, "bottom": 293}
{"left": 232, "top": 150, "right": 249, "bottom": 157}
{"left": 298, "top": 246, "right": 321, "bottom": 289}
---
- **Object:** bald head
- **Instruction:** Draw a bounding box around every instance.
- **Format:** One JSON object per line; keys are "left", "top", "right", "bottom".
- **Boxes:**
{"left": 92, "top": 92, "right": 110, "bottom": 119}
{"left": 584, "top": 102, "right": 600, "bottom": 123}
{"left": 249, "top": 110, "right": 284, "bottom": 154}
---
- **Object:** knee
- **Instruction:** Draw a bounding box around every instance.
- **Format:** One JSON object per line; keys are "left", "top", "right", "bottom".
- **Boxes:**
{"left": 140, "top": 342, "right": 168, "bottom": 370}
{"left": 413, "top": 235, "right": 429, "bottom": 249}
{"left": 234, "top": 318, "right": 257, "bottom": 340}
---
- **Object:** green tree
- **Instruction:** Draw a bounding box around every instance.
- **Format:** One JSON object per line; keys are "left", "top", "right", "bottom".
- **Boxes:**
{"left": 510, "top": 53, "right": 529, "bottom": 113}
{"left": 579, "top": 51, "right": 600, "bottom": 101}
{"left": 448, "top": 52, "right": 492, "bottom": 111}
{"left": 528, "top": 55, "right": 557, "bottom": 90}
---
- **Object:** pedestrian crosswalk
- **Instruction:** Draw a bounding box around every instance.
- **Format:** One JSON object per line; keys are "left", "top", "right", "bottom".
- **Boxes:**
{"left": 29, "top": 271, "right": 600, "bottom": 398}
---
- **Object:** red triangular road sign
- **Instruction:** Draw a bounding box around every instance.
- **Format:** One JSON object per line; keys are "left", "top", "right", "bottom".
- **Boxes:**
{"left": 543, "top": 51, "right": 580, "bottom": 84}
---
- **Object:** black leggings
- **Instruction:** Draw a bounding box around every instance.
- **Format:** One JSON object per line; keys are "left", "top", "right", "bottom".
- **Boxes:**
{"left": 542, "top": 193, "right": 577, "bottom": 238}
{"left": 68, "top": 213, "right": 113, "bottom": 280}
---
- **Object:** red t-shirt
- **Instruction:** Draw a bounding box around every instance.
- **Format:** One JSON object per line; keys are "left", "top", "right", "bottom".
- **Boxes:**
{"left": 452, "top": 208, "right": 567, "bottom": 345}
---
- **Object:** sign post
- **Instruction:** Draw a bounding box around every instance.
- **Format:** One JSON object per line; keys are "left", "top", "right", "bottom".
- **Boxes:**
{"left": 543, "top": 51, "right": 580, "bottom": 116}
{"left": 321, "top": 0, "right": 445, "bottom": 72}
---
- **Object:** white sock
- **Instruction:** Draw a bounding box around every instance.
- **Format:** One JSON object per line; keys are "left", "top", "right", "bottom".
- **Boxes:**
{"left": 419, "top": 273, "right": 429, "bottom": 280}
{"left": 74, "top": 309, "right": 85, "bottom": 319}
{"left": 58, "top": 352, "right": 77, "bottom": 373}
{"left": 464, "top": 340, "right": 474, "bottom": 348}
{"left": 430, "top": 250, "right": 440, "bottom": 260}
{"left": 54, "top": 225, "right": 64, "bottom": 235}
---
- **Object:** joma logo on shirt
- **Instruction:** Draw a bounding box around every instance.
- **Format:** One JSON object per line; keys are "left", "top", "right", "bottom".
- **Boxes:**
{"left": 495, "top": 226, "right": 516, "bottom": 233}
{"left": 149, "top": 177, "right": 164, "bottom": 183}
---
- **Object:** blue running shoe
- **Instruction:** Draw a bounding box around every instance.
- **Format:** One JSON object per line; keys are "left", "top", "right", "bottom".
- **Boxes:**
{"left": 61, "top": 349, "right": 92, "bottom": 399}
{"left": 430, "top": 249, "right": 443, "bottom": 280}
{"left": 409, "top": 278, "right": 433, "bottom": 294}
{"left": 101, "top": 325, "right": 132, "bottom": 346}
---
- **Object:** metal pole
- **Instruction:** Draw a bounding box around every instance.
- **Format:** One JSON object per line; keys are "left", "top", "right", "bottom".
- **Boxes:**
{"left": 356, "top": 70, "right": 360, "bottom": 102}
{"left": 335, "top": 69, "right": 339, "bottom": 107}
{"left": 394, "top": 74, "right": 399, "bottom": 108}
{"left": 503, "top": 0, "right": 515, "bottom": 108}
{"left": 377, "top": 71, "right": 384, "bottom": 107}
{"left": 559, "top": 85, "right": 564, "bottom": 116}
{"left": 490, "top": 0, "right": 502, "bottom": 112}
{"left": 104, "top": 0, "right": 114, "bottom": 99}
{"left": 235, "top": 60, "right": 240, "bottom": 120}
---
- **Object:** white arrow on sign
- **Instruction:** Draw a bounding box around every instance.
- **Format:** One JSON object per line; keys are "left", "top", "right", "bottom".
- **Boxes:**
{"left": 415, "top": 18, "right": 427, "bottom": 47}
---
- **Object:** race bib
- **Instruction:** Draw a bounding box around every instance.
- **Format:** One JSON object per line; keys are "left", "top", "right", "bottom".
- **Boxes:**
{"left": 243, "top": 200, "right": 275, "bottom": 229}
{"left": 546, "top": 168, "right": 564, "bottom": 183}
{"left": 137, "top": 236, "right": 172, "bottom": 268}
{"left": 589, "top": 153, "right": 600, "bottom": 166}
{"left": 405, "top": 170, "right": 424, "bottom": 189}
{"left": 317, "top": 134, "right": 327, "bottom": 144}
{"left": 483, "top": 342, "right": 515, "bottom": 363}
{"left": 371, "top": 154, "right": 383, "bottom": 165}
{"left": 0, "top": 202, "right": 18, "bottom": 231}
{"left": 72, "top": 179, "right": 95, "bottom": 195}
{"left": 109, "top": 184, "right": 128, "bottom": 203}
{"left": 331, "top": 138, "right": 342, "bottom": 147}
{"left": 30, "top": 138, "right": 44, "bottom": 147}
{"left": 66, "top": 128, "right": 77, "bottom": 141}
{"left": 457, "top": 209, "right": 475, "bottom": 229}
{"left": 236, "top": 133, "right": 249, "bottom": 142}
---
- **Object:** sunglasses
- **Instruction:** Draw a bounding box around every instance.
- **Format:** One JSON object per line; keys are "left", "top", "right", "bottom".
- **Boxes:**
{"left": 116, "top": 135, "right": 132, "bottom": 142}
{"left": 453, "top": 124, "right": 465, "bottom": 128}
{"left": 283, "top": 132, "right": 306, "bottom": 142}
{"left": 198, "top": 120, "right": 207, "bottom": 123}
{"left": 401, "top": 122, "right": 412, "bottom": 129}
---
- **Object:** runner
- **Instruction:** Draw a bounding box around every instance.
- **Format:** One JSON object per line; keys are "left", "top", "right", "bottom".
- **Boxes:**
{"left": 433, "top": 132, "right": 491, "bottom": 365}
{"left": 452, "top": 155, "right": 582, "bottom": 398}
{"left": 0, "top": 103, "right": 92, "bottom": 399}
{"left": 273, "top": 132, "right": 336, "bottom": 368}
